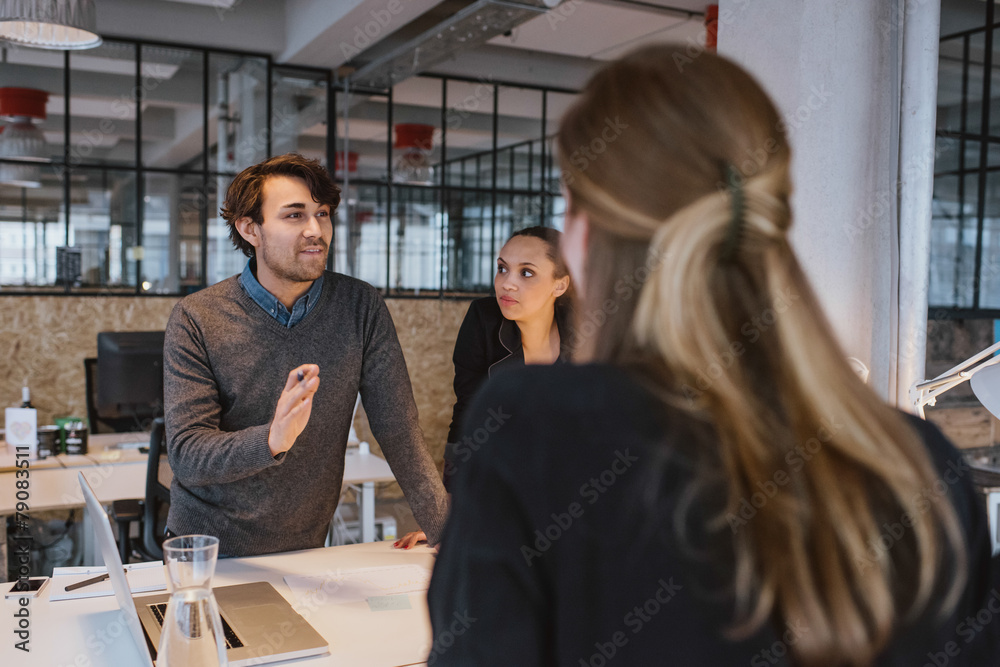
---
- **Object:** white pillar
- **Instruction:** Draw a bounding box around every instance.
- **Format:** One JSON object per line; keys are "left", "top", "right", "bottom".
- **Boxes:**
{"left": 896, "top": 3, "right": 941, "bottom": 409}
{"left": 718, "top": 1, "right": 933, "bottom": 405}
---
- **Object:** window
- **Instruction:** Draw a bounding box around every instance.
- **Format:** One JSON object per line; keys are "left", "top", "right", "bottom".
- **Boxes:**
{"left": 933, "top": 3, "right": 1000, "bottom": 316}
{"left": 0, "top": 38, "right": 576, "bottom": 297}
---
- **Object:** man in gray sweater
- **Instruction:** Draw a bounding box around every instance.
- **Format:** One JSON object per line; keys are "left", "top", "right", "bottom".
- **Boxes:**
{"left": 163, "top": 153, "right": 448, "bottom": 557}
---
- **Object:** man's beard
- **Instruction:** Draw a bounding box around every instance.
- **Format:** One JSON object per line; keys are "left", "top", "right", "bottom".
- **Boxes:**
{"left": 258, "top": 239, "right": 329, "bottom": 283}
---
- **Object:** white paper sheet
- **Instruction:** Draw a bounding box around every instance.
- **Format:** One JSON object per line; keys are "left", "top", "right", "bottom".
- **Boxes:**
{"left": 284, "top": 564, "right": 431, "bottom": 606}
{"left": 49, "top": 560, "right": 166, "bottom": 601}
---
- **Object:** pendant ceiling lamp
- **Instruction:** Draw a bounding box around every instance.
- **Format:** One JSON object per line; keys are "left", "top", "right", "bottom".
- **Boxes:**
{"left": 0, "top": 160, "right": 42, "bottom": 188}
{"left": 0, "top": 0, "right": 101, "bottom": 50}
{"left": 392, "top": 124, "right": 434, "bottom": 184}
{"left": 0, "top": 87, "right": 50, "bottom": 188}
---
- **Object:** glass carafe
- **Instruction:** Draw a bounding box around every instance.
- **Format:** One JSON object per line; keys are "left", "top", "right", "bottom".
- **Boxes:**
{"left": 157, "top": 535, "right": 228, "bottom": 666}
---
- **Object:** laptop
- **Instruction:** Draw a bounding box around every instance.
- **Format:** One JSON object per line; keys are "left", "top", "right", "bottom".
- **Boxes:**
{"left": 78, "top": 472, "right": 329, "bottom": 666}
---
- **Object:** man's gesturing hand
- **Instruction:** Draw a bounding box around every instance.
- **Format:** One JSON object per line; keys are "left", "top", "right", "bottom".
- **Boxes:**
{"left": 268, "top": 364, "right": 320, "bottom": 457}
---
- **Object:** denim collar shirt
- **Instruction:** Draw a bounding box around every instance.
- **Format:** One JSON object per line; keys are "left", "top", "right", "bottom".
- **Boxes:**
{"left": 238, "top": 258, "right": 324, "bottom": 328}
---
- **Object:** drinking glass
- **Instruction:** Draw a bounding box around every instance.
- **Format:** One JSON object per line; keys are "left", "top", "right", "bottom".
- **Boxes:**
{"left": 157, "top": 535, "right": 228, "bottom": 666}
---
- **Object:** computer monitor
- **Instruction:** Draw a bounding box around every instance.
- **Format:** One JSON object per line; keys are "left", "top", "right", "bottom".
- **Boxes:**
{"left": 96, "top": 331, "right": 165, "bottom": 429}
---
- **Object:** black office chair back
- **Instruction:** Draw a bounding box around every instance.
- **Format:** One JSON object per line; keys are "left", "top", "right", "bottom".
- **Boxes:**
{"left": 142, "top": 418, "right": 171, "bottom": 561}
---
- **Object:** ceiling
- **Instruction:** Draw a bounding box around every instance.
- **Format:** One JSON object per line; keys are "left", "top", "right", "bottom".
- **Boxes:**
{"left": 102, "top": 0, "right": 709, "bottom": 89}
{"left": 0, "top": 0, "right": 709, "bottom": 192}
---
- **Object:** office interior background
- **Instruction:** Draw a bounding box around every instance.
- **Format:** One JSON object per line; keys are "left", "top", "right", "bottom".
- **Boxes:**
{"left": 1, "top": 0, "right": 999, "bottom": 522}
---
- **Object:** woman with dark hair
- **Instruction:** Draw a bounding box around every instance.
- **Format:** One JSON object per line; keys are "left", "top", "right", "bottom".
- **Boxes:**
{"left": 394, "top": 225, "right": 571, "bottom": 549}
{"left": 425, "top": 46, "right": 999, "bottom": 665}
{"left": 445, "top": 226, "right": 573, "bottom": 467}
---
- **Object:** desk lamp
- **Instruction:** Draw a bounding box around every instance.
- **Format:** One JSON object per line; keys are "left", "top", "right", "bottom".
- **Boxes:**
{"left": 910, "top": 340, "right": 1000, "bottom": 418}
{"left": 910, "top": 340, "right": 1000, "bottom": 554}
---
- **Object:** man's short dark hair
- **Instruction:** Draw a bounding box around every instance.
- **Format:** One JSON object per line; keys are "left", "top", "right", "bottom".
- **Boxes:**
{"left": 221, "top": 153, "right": 342, "bottom": 257}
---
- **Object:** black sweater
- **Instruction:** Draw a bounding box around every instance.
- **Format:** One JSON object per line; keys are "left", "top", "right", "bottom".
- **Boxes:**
{"left": 427, "top": 363, "right": 1000, "bottom": 666}
{"left": 444, "top": 296, "right": 572, "bottom": 487}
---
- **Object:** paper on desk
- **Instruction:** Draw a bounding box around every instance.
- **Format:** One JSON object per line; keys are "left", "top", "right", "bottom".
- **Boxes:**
{"left": 49, "top": 561, "right": 166, "bottom": 601}
{"left": 284, "top": 564, "right": 431, "bottom": 607}
{"left": 367, "top": 594, "right": 413, "bottom": 612}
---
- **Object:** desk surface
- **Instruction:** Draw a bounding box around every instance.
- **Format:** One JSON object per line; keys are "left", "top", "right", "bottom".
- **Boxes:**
{"left": 0, "top": 461, "right": 148, "bottom": 515}
{"left": 343, "top": 446, "right": 396, "bottom": 485}
{"left": 0, "top": 541, "right": 436, "bottom": 667}
{"left": 0, "top": 432, "right": 150, "bottom": 472}
{"left": 0, "top": 436, "right": 396, "bottom": 515}
{"left": 0, "top": 433, "right": 152, "bottom": 515}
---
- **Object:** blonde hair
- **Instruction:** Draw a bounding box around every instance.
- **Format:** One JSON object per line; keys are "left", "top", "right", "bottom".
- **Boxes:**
{"left": 558, "top": 45, "right": 965, "bottom": 666}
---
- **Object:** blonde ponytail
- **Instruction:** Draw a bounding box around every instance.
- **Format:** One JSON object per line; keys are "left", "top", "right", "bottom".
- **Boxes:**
{"left": 558, "top": 45, "right": 966, "bottom": 666}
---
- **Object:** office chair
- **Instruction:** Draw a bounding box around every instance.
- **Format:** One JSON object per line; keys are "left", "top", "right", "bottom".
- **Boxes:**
{"left": 84, "top": 357, "right": 143, "bottom": 434}
{"left": 110, "top": 418, "right": 172, "bottom": 562}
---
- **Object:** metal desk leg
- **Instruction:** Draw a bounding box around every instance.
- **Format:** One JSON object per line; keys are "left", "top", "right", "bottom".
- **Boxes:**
{"left": 360, "top": 481, "right": 375, "bottom": 543}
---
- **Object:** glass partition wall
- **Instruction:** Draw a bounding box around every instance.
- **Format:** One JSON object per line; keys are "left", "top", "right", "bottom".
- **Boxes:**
{"left": 336, "top": 75, "right": 574, "bottom": 294}
{"left": 0, "top": 37, "right": 576, "bottom": 297}
{"left": 932, "top": 3, "right": 1000, "bottom": 317}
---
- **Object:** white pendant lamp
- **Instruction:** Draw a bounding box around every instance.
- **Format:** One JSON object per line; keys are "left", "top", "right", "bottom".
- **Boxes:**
{"left": 0, "top": 0, "right": 101, "bottom": 50}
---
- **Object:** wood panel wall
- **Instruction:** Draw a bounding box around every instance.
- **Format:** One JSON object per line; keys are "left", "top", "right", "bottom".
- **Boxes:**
{"left": 0, "top": 295, "right": 471, "bottom": 489}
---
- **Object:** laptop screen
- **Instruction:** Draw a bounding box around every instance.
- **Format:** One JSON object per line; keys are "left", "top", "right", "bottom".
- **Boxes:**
{"left": 78, "top": 472, "right": 156, "bottom": 667}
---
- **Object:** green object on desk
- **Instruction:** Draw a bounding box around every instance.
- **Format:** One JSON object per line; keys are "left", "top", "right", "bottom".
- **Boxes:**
{"left": 54, "top": 416, "right": 87, "bottom": 453}
{"left": 367, "top": 594, "right": 412, "bottom": 611}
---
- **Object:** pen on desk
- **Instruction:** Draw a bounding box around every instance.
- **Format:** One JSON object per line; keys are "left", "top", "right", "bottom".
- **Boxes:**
{"left": 64, "top": 569, "right": 124, "bottom": 592}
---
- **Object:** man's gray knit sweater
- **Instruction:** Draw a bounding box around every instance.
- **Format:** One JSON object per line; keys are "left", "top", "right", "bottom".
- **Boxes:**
{"left": 163, "top": 271, "right": 449, "bottom": 557}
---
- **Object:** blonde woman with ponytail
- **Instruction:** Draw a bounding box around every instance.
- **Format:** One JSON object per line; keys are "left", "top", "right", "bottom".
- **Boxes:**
{"left": 427, "top": 46, "right": 998, "bottom": 666}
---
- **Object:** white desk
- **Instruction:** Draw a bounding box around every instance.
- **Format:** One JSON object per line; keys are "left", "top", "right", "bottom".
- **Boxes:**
{"left": 0, "top": 453, "right": 147, "bottom": 513}
{"left": 0, "top": 434, "right": 150, "bottom": 571}
{"left": 0, "top": 541, "right": 437, "bottom": 666}
{"left": 0, "top": 431, "right": 149, "bottom": 474}
{"left": 0, "top": 436, "right": 397, "bottom": 572}
{"left": 0, "top": 440, "right": 394, "bottom": 515}
{"left": 343, "top": 442, "right": 397, "bottom": 542}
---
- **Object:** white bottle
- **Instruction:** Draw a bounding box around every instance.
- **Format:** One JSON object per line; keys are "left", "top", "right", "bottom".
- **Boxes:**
{"left": 20, "top": 386, "right": 33, "bottom": 409}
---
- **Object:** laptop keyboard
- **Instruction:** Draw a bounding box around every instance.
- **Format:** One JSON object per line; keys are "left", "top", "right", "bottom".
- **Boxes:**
{"left": 148, "top": 602, "right": 245, "bottom": 649}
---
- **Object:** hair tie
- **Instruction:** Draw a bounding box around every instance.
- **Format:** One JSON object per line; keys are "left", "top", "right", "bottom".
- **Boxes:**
{"left": 720, "top": 165, "right": 745, "bottom": 262}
